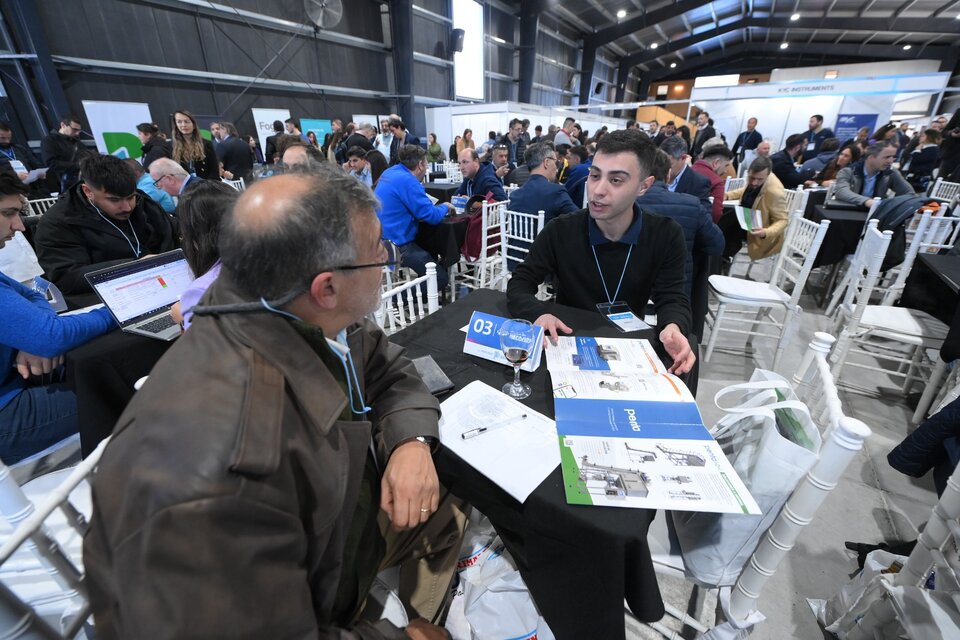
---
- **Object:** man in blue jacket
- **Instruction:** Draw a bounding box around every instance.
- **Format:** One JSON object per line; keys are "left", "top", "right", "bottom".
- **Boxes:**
{"left": 374, "top": 145, "right": 454, "bottom": 289}
{"left": 456, "top": 148, "right": 508, "bottom": 202}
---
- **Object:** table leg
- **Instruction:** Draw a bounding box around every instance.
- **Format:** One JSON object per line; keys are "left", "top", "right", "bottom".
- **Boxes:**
{"left": 912, "top": 357, "right": 948, "bottom": 423}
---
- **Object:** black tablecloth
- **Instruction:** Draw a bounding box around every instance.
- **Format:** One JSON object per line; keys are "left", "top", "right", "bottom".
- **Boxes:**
{"left": 415, "top": 216, "right": 470, "bottom": 268}
{"left": 424, "top": 182, "right": 461, "bottom": 203}
{"left": 66, "top": 330, "right": 172, "bottom": 456}
{"left": 810, "top": 205, "right": 868, "bottom": 268}
{"left": 901, "top": 254, "right": 960, "bottom": 361}
{"left": 804, "top": 188, "right": 827, "bottom": 218}
{"left": 391, "top": 289, "right": 701, "bottom": 638}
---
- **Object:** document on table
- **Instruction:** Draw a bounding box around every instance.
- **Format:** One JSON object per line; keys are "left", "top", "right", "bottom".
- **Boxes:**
{"left": 438, "top": 380, "right": 559, "bottom": 503}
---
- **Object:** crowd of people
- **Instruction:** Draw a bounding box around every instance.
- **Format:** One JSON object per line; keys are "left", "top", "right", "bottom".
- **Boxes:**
{"left": 0, "top": 101, "right": 958, "bottom": 637}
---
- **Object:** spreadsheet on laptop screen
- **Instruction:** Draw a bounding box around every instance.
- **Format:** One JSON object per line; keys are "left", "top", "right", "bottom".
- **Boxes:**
{"left": 90, "top": 259, "right": 193, "bottom": 324}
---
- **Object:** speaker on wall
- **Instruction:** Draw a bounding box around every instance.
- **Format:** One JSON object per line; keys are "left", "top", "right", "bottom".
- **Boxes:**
{"left": 451, "top": 29, "right": 465, "bottom": 52}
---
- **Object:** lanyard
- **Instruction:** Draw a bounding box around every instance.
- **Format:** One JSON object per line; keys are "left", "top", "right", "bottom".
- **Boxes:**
{"left": 591, "top": 244, "right": 633, "bottom": 304}
{"left": 0, "top": 147, "right": 14, "bottom": 161}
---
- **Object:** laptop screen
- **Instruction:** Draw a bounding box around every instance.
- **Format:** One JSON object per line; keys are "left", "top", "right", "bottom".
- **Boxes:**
{"left": 86, "top": 250, "right": 193, "bottom": 325}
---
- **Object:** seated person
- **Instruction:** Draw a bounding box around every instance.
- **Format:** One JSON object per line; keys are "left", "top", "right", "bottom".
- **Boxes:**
{"left": 35, "top": 154, "right": 179, "bottom": 297}
{"left": 798, "top": 137, "right": 839, "bottom": 183}
{"left": 125, "top": 158, "right": 175, "bottom": 214}
{"left": 718, "top": 156, "right": 789, "bottom": 261}
{"left": 0, "top": 173, "right": 116, "bottom": 463}
{"left": 691, "top": 144, "right": 734, "bottom": 223}
{"left": 169, "top": 180, "right": 238, "bottom": 329}
{"left": 661, "top": 136, "right": 712, "bottom": 214}
{"left": 769, "top": 134, "right": 806, "bottom": 190}
{"left": 834, "top": 141, "right": 914, "bottom": 209}
{"left": 84, "top": 164, "right": 466, "bottom": 638}
{"left": 905, "top": 129, "right": 942, "bottom": 189}
{"left": 817, "top": 144, "right": 861, "bottom": 187}
{"left": 149, "top": 157, "right": 203, "bottom": 199}
{"left": 375, "top": 145, "right": 454, "bottom": 290}
{"left": 510, "top": 142, "right": 578, "bottom": 226}
{"left": 505, "top": 129, "right": 695, "bottom": 375}
{"left": 456, "top": 148, "right": 507, "bottom": 202}
{"left": 345, "top": 145, "right": 373, "bottom": 187}
{"left": 281, "top": 142, "right": 324, "bottom": 168}
{"left": 564, "top": 146, "right": 592, "bottom": 209}
{"left": 490, "top": 144, "right": 513, "bottom": 185}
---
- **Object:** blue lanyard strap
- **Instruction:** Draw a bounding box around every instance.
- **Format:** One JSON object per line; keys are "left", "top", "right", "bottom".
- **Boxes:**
{"left": 0, "top": 148, "right": 15, "bottom": 161}
{"left": 591, "top": 244, "right": 633, "bottom": 304}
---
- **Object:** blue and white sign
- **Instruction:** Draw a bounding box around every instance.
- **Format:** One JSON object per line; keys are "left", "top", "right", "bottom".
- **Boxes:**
{"left": 463, "top": 311, "right": 544, "bottom": 373}
{"left": 834, "top": 114, "right": 878, "bottom": 145}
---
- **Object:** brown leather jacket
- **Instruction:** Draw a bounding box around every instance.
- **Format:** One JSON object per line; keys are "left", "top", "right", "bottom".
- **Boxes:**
{"left": 83, "top": 273, "right": 439, "bottom": 639}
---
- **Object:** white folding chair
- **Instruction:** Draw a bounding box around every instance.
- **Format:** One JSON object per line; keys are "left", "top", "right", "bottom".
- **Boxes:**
{"left": 724, "top": 176, "right": 745, "bottom": 193}
{"left": 450, "top": 200, "right": 507, "bottom": 297}
{"left": 26, "top": 198, "right": 57, "bottom": 217}
{"left": 704, "top": 213, "right": 830, "bottom": 370}
{"left": 828, "top": 220, "right": 948, "bottom": 397}
{"left": 0, "top": 437, "right": 111, "bottom": 638}
{"left": 880, "top": 212, "right": 960, "bottom": 306}
{"left": 222, "top": 177, "right": 246, "bottom": 191}
{"left": 499, "top": 209, "right": 544, "bottom": 290}
{"left": 374, "top": 262, "right": 439, "bottom": 335}
{"left": 928, "top": 177, "right": 960, "bottom": 204}
{"left": 638, "top": 333, "right": 872, "bottom": 638}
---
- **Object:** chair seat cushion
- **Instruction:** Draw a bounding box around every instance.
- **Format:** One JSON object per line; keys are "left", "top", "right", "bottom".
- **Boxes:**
{"left": 709, "top": 275, "right": 791, "bottom": 303}
{"left": 860, "top": 306, "right": 949, "bottom": 344}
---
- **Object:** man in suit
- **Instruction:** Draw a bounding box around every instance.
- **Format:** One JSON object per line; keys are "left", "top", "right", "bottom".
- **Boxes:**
{"left": 218, "top": 122, "right": 253, "bottom": 182}
{"left": 263, "top": 120, "right": 284, "bottom": 164}
{"left": 660, "top": 136, "right": 712, "bottom": 216}
{"left": 691, "top": 111, "right": 716, "bottom": 158}
{"left": 770, "top": 133, "right": 806, "bottom": 190}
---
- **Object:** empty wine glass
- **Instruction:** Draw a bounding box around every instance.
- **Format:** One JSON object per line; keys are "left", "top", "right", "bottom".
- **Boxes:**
{"left": 499, "top": 318, "right": 536, "bottom": 399}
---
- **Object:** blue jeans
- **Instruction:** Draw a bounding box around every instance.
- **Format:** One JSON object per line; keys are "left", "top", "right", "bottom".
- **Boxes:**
{"left": 0, "top": 384, "right": 79, "bottom": 464}
{"left": 399, "top": 242, "right": 449, "bottom": 291}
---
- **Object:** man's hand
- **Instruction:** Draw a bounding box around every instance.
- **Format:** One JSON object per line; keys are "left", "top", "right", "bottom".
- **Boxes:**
{"left": 534, "top": 313, "right": 572, "bottom": 346}
{"left": 15, "top": 351, "right": 64, "bottom": 379}
{"left": 16, "top": 171, "right": 28, "bottom": 182}
{"left": 381, "top": 439, "right": 439, "bottom": 530}
{"left": 659, "top": 323, "right": 695, "bottom": 375}
{"left": 405, "top": 618, "right": 450, "bottom": 640}
{"left": 864, "top": 198, "right": 876, "bottom": 209}
{"left": 747, "top": 229, "right": 767, "bottom": 239}
{"left": 495, "top": 164, "right": 510, "bottom": 178}
{"left": 445, "top": 202, "right": 457, "bottom": 215}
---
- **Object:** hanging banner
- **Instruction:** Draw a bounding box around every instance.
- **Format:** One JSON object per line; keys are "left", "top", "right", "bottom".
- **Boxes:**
{"left": 301, "top": 118, "right": 333, "bottom": 144}
{"left": 82, "top": 100, "right": 152, "bottom": 159}
{"left": 834, "top": 114, "right": 879, "bottom": 145}
{"left": 251, "top": 108, "right": 291, "bottom": 154}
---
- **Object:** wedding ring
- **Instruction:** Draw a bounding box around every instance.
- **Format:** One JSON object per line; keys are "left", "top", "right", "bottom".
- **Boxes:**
{"left": 420, "top": 508, "right": 430, "bottom": 513}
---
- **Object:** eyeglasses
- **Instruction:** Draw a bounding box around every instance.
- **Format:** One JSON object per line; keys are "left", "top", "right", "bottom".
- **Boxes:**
{"left": 153, "top": 174, "right": 172, "bottom": 187}
{"left": 332, "top": 239, "right": 400, "bottom": 273}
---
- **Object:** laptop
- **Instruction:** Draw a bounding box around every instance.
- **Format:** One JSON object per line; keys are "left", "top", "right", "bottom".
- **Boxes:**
{"left": 85, "top": 249, "right": 192, "bottom": 341}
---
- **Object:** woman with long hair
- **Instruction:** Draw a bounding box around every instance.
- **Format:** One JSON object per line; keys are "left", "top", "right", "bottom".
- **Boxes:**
{"left": 306, "top": 131, "right": 320, "bottom": 150}
{"left": 171, "top": 110, "right": 218, "bottom": 179}
{"left": 426, "top": 133, "right": 444, "bottom": 163}
{"left": 818, "top": 144, "right": 861, "bottom": 186}
{"left": 136, "top": 122, "right": 172, "bottom": 171}
{"left": 449, "top": 136, "right": 461, "bottom": 162}
{"left": 171, "top": 180, "right": 239, "bottom": 329}
{"left": 456, "top": 129, "right": 475, "bottom": 155}
{"left": 365, "top": 149, "right": 388, "bottom": 188}
{"left": 327, "top": 128, "right": 345, "bottom": 164}
{"left": 869, "top": 123, "right": 898, "bottom": 145}
{"left": 677, "top": 125, "right": 692, "bottom": 150}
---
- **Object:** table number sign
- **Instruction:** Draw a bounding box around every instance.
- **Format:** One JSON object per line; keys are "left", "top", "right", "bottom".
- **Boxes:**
{"left": 463, "top": 311, "right": 544, "bottom": 373}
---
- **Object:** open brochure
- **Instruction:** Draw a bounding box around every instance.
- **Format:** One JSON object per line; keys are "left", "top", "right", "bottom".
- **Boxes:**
{"left": 733, "top": 205, "right": 763, "bottom": 232}
{"left": 547, "top": 337, "right": 760, "bottom": 515}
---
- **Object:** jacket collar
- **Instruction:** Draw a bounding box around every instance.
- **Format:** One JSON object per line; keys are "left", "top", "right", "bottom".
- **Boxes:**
{"left": 588, "top": 202, "right": 644, "bottom": 245}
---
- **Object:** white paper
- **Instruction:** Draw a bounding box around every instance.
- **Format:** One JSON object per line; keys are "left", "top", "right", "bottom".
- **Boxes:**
{"left": 439, "top": 381, "right": 559, "bottom": 503}
{"left": 23, "top": 168, "right": 47, "bottom": 185}
{"left": 733, "top": 205, "right": 763, "bottom": 232}
{"left": 545, "top": 336, "right": 663, "bottom": 375}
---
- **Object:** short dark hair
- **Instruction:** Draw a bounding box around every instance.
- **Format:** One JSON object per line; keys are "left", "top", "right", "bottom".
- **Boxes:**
{"left": 595, "top": 129, "right": 657, "bottom": 179}
{"left": 820, "top": 138, "right": 840, "bottom": 153}
{"left": 399, "top": 144, "right": 426, "bottom": 170}
{"left": 650, "top": 150, "right": 672, "bottom": 182}
{"left": 123, "top": 157, "right": 145, "bottom": 178}
{"left": 81, "top": 154, "right": 137, "bottom": 195}
{"left": 785, "top": 133, "right": 807, "bottom": 150}
{"left": 272, "top": 120, "right": 284, "bottom": 132}
{"left": 509, "top": 118, "right": 521, "bottom": 128}
{"left": 701, "top": 145, "right": 735, "bottom": 161}
{"left": 811, "top": 114, "right": 824, "bottom": 123}
{"left": 864, "top": 141, "right": 895, "bottom": 158}
{"left": 60, "top": 114, "right": 81, "bottom": 126}
{"left": 748, "top": 156, "right": 773, "bottom": 175}
{"left": 0, "top": 171, "right": 27, "bottom": 197}
{"left": 555, "top": 143, "right": 571, "bottom": 158}
{"left": 345, "top": 145, "right": 367, "bottom": 160}
{"left": 136, "top": 123, "right": 159, "bottom": 136}
{"left": 699, "top": 111, "right": 710, "bottom": 118}
{"left": 563, "top": 117, "right": 576, "bottom": 126}
{"left": 0, "top": 121, "right": 11, "bottom": 133}
{"left": 276, "top": 134, "right": 306, "bottom": 158}
{"left": 521, "top": 119, "right": 530, "bottom": 126}
{"left": 523, "top": 142, "right": 553, "bottom": 169}
{"left": 924, "top": 128, "right": 942, "bottom": 144}
{"left": 660, "top": 135, "right": 688, "bottom": 159}
{"left": 179, "top": 180, "right": 238, "bottom": 277}
{"left": 389, "top": 118, "right": 406, "bottom": 131}
{"left": 487, "top": 131, "right": 496, "bottom": 140}
{"left": 626, "top": 119, "right": 637, "bottom": 129}
{"left": 569, "top": 146, "right": 589, "bottom": 162}
{"left": 284, "top": 118, "right": 300, "bottom": 129}
{"left": 219, "top": 165, "right": 379, "bottom": 300}
{"left": 535, "top": 125, "right": 542, "bottom": 132}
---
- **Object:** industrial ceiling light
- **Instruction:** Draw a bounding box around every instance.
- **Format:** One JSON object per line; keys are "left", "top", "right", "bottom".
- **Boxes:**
{"left": 790, "top": 13, "right": 800, "bottom": 21}
{"left": 902, "top": 44, "right": 912, "bottom": 50}
{"left": 617, "top": 9, "right": 627, "bottom": 18}
{"left": 650, "top": 42, "right": 659, "bottom": 49}
{"left": 670, "top": 62, "right": 677, "bottom": 68}
{"left": 780, "top": 42, "right": 789, "bottom": 49}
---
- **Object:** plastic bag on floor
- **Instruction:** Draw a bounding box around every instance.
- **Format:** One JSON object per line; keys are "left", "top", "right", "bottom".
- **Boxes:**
{"left": 445, "top": 511, "right": 554, "bottom": 640}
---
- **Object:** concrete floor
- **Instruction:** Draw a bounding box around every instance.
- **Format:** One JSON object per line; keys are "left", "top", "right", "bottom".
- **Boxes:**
{"left": 635, "top": 265, "right": 940, "bottom": 639}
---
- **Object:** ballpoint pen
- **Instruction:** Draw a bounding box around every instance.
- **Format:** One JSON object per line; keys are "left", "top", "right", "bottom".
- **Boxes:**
{"left": 462, "top": 414, "right": 528, "bottom": 440}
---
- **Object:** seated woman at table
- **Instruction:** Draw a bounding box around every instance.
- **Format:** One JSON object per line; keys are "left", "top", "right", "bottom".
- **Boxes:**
{"left": 0, "top": 173, "right": 116, "bottom": 463}
{"left": 170, "top": 180, "right": 239, "bottom": 330}
{"left": 816, "top": 144, "right": 861, "bottom": 187}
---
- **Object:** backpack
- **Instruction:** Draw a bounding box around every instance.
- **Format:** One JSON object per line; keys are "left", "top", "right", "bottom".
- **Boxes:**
{"left": 460, "top": 195, "right": 501, "bottom": 261}
{"left": 869, "top": 194, "right": 940, "bottom": 271}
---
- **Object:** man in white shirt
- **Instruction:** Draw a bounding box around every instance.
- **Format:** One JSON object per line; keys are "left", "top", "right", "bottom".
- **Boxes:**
{"left": 375, "top": 118, "right": 394, "bottom": 160}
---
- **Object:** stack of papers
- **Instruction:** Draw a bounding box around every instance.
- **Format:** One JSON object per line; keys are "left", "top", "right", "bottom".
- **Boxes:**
{"left": 733, "top": 205, "right": 763, "bottom": 232}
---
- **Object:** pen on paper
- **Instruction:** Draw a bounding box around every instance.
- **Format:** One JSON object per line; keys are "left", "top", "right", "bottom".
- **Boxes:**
{"left": 462, "top": 414, "right": 528, "bottom": 440}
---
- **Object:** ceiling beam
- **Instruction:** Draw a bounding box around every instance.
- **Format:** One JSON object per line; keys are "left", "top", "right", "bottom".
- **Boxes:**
{"left": 585, "top": 0, "right": 715, "bottom": 47}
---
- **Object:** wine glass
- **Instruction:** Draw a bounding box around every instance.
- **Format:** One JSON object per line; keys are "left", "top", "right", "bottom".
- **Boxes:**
{"left": 499, "top": 319, "right": 536, "bottom": 399}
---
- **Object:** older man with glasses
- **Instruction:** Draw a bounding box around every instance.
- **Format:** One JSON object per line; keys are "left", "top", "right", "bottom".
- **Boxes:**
{"left": 34, "top": 154, "right": 179, "bottom": 301}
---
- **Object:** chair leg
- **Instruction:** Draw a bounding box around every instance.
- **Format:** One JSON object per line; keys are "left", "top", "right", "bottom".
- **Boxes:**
{"left": 745, "top": 309, "right": 765, "bottom": 350}
{"left": 912, "top": 357, "right": 948, "bottom": 423}
{"left": 773, "top": 309, "right": 798, "bottom": 371}
{"left": 901, "top": 345, "right": 924, "bottom": 395}
{"left": 704, "top": 302, "right": 726, "bottom": 362}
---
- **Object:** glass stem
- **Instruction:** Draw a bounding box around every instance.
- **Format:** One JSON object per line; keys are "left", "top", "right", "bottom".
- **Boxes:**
{"left": 513, "top": 363, "right": 521, "bottom": 388}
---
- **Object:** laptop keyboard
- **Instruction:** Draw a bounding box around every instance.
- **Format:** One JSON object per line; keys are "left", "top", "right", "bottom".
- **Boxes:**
{"left": 138, "top": 315, "right": 177, "bottom": 334}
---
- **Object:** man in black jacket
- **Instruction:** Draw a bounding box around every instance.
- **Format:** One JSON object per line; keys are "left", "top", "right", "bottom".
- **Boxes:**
{"left": 218, "top": 122, "right": 253, "bottom": 182}
{"left": 41, "top": 114, "right": 93, "bottom": 193}
{"left": 770, "top": 133, "right": 806, "bottom": 190}
{"left": 35, "top": 154, "right": 179, "bottom": 300}
{"left": 506, "top": 129, "right": 695, "bottom": 375}
{"left": 343, "top": 123, "right": 375, "bottom": 155}
{"left": 691, "top": 111, "right": 716, "bottom": 158}
{"left": 264, "top": 120, "right": 284, "bottom": 164}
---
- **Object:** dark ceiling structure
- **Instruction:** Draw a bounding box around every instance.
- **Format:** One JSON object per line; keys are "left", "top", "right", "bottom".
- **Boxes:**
{"left": 522, "top": 0, "right": 960, "bottom": 105}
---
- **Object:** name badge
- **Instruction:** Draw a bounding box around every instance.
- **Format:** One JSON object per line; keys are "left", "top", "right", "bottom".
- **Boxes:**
{"left": 463, "top": 311, "right": 544, "bottom": 372}
{"left": 9, "top": 160, "right": 26, "bottom": 174}
{"left": 596, "top": 302, "right": 651, "bottom": 332}
{"left": 806, "top": 142, "right": 816, "bottom": 151}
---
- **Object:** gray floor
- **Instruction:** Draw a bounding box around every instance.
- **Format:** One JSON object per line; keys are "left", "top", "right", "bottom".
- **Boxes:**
{"left": 636, "top": 264, "right": 940, "bottom": 639}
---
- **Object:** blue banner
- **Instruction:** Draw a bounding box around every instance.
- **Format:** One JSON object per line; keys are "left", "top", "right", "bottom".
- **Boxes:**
{"left": 301, "top": 118, "right": 333, "bottom": 143}
{"left": 834, "top": 114, "right": 878, "bottom": 145}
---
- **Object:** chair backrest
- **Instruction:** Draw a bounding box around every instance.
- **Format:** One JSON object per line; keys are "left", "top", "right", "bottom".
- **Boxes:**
{"left": 725, "top": 176, "right": 746, "bottom": 193}
{"left": 375, "top": 262, "right": 439, "bottom": 335}
{"left": 782, "top": 186, "right": 804, "bottom": 215}
{"left": 222, "top": 178, "right": 245, "bottom": 191}
{"left": 500, "top": 209, "right": 545, "bottom": 282}
{"left": 27, "top": 198, "right": 57, "bottom": 217}
{"left": 881, "top": 212, "right": 960, "bottom": 305}
{"left": 768, "top": 213, "right": 831, "bottom": 306}
{"left": 929, "top": 177, "right": 960, "bottom": 204}
{"left": 792, "top": 332, "right": 844, "bottom": 439}
{"left": 0, "top": 437, "right": 111, "bottom": 638}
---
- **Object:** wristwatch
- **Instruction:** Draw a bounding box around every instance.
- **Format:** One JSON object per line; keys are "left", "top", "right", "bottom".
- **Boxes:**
{"left": 415, "top": 436, "right": 438, "bottom": 452}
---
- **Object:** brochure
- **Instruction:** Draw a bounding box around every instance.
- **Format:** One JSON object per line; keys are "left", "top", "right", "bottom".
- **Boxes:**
{"left": 547, "top": 337, "right": 760, "bottom": 515}
{"left": 733, "top": 205, "right": 764, "bottom": 232}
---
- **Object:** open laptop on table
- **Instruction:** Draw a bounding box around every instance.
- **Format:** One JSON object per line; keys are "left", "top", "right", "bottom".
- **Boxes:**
{"left": 84, "top": 249, "right": 192, "bottom": 341}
